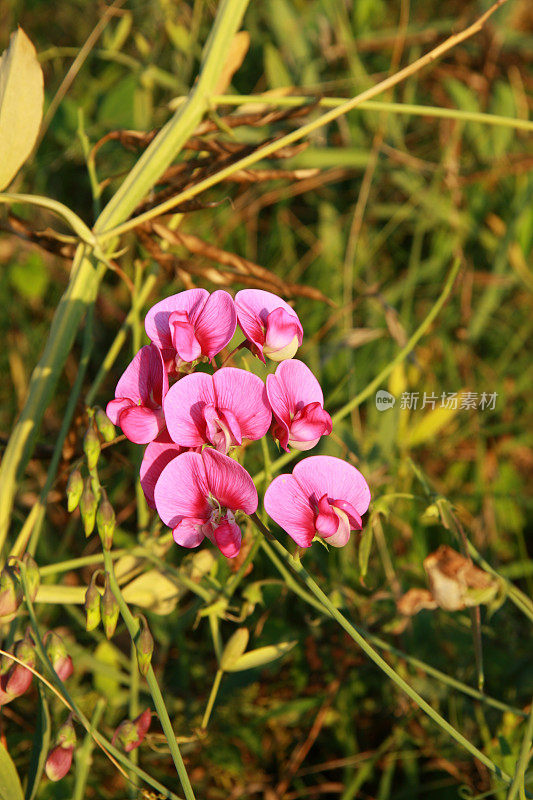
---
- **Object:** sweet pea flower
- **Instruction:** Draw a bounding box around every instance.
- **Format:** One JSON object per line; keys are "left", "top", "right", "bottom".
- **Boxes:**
{"left": 267, "top": 359, "right": 332, "bottom": 451}
{"left": 264, "top": 456, "right": 370, "bottom": 549}
{"left": 139, "top": 429, "right": 185, "bottom": 509}
{"left": 235, "top": 289, "right": 303, "bottom": 363}
{"left": 106, "top": 344, "right": 168, "bottom": 444}
{"left": 45, "top": 716, "right": 76, "bottom": 782}
{"left": 112, "top": 709, "right": 151, "bottom": 752}
{"left": 145, "top": 288, "right": 236, "bottom": 370}
{"left": 163, "top": 367, "right": 271, "bottom": 454}
{"left": 0, "top": 634, "right": 35, "bottom": 706}
{"left": 154, "top": 448, "right": 258, "bottom": 558}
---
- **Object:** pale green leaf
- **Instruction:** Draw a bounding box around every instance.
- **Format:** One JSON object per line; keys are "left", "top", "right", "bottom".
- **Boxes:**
{"left": 226, "top": 641, "right": 296, "bottom": 672}
{"left": 0, "top": 28, "right": 44, "bottom": 190}
{"left": 0, "top": 741, "right": 24, "bottom": 800}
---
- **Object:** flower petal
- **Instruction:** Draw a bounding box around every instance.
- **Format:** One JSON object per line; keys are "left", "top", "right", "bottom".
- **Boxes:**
{"left": 193, "top": 290, "right": 237, "bottom": 358}
{"left": 140, "top": 432, "right": 184, "bottom": 508}
{"left": 119, "top": 406, "right": 165, "bottom": 444}
{"left": 264, "top": 474, "right": 316, "bottom": 548}
{"left": 145, "top": 289, "right": 209, "bottom": 356}
{"left": 263, "top": 307, "right": 303, "bottom": 360}
{"left": 169, "top": 311, "right": 202, "bottom": 362}
{"left": 213, "top": 368, "right": 271, "bottom": 441}
{"left": 293, "top": 456, "right": 371, "bottom": 518}
{"left": 213, "top": 519, "right": 242, "bottom": 558}
{"left": 164, "top": 372, "right": 215, "bottom": 447}
{"left": 172, "top": 518, "right": 206, "bottom": 549}
{"left": 154, "top": 452, "right": 209, "bottom": 527}
{"left": 106, "top": 398, "right": 131, "bottom": 425}
{"left": 115, "top": 345, "right": 167, "bottom": 406}
{"left": 202, "top": 449, "right": 258, "bottom": 514}
{"left": 269, "top": 359, "right": 323, "bottom": 418}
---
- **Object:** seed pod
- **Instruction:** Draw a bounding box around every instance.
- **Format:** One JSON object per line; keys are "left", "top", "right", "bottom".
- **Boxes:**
{"left": 66, "top": 468, "right": 84, "bottom": 512}
{"left": 96, "top": 489, "right": 115, "bottom": 550}
{"left": 83, "top": 424, "right": 101, "bottom": 471}
{"left": 94, "top": 406, "right": 115, "bottom": 442}
{"left": 79, "top": 478, "right": 97, "bottom": 537}
{"left": 22, "top": 553, "right": 40, "bottom": 602}
{"left": 84, "top": 572, "right": 101, "bottom": 632}
{"left": 100, "top": 575, "right": 119, "bottom": 639}
{"left": 135, "top": 614, "right": 154, "bottom": 677}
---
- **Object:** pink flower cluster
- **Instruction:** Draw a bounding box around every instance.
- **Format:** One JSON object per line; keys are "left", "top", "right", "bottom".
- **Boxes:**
{"left": 107, "top": 289, "right": 370, "bottom": 558}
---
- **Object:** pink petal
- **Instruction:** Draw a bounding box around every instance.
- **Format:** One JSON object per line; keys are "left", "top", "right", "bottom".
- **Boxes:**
{"left": 134, "top": 709, "right": 152, "bottom": 739}
{"left": 106, "top": 398, "right": 131, "bottom": 425}
{"left": 115, "top": 345, "right": 167, "bottom": 406}
{"left": 164, "top": 372, "right": 216, "bottom": 447}
{"left": 169, "top": 310, "right": 202, "bottom": 362}
{"left": 264, "top": 474, "right": 316, "bottom": 548}
{"left": 172, "top": 518, "right": 206, "bottom": 548}
{"left": 193, "top": 290, "right": 237, "bottom": 358}
{"left": 293, "top": 456, "right": 371, "bottom": 518}
{"left": 119, "top": 405, "right": 165, "bottom": 444}
{"left": 203, "top": 404, "right": 242, "bottom": 452}
{"left": 45, "top": 745, "right": 73, "bottom": 781}
{"left": 334, "top": 499, "right": 363, "bottom": 530}
{"left": 140, "top": 432, "right": 184, "bottom": 508}
{"left": 213, "top": 519, "right": 242, "bottom": 558}
{"left": 202, "top": 449, "right": 258, "bottom": 514}
{"left": 315, "top": 494, "right": 339, "bottom": 537}
{"left": 289, "top": 403, "right": 332, "bottom": 449}
{"left": 213, "top": 368, "right": 271, "bottom": 441}
{"left": 154, "top": 452, "right": 210, "bottom": 527}
{"left": 263, "top": 307, "right": 303, "bottom": 360}
{"left": 145, "top": 289, "right": 209, "bottom": 355}
{"left": 324, "top": 515, "right": 351, "bottom": 548}
{"left": 268, "top": 360, "right": 323, "bottom": 418}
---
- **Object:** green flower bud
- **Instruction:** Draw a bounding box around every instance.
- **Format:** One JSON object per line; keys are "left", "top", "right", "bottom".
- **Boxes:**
{"left": 56, "top": 714, "right": 77, "bottom": 749}
{"left": 100, "top": 575, "right": 119, "bottom": 639}
{"left": 94, "top": 407, "right": 115, "bottom": 443}
{"left": 66, "top": 468, "right": 84, "bottom": 512}
{"left": 22, "top": 553, "right": 40, "bottom": 602}
{"left": 83, "top": 425, "right": 101, "bottom": 471}
{"left": 0, "top": 564, "right": 22, "bottom": 624}
{"left": 135, "top": 615, "right": 154, "bottom": 677}
{"left": 84, "top": 572, "right": 102, "bottom": 632}
{"left": 79, "top": 478, "right": 97, "bottom": 537}
{"left": 96, "top": 489, "right": 115, "bottom": 551}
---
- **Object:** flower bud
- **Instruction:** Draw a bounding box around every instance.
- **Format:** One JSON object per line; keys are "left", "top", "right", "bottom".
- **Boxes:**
{"left": 112, "top": 709, "right": 151, "bottom": 752}
{"left": 0, "top": 563, "right": 22, "bottom": 623}
{"left": 0, "top": 633, "right": 35, "bottom": 705}
{"left": 100, "top": 575, "right": 119, "bottom": 639}
{"left": 45, "top": 743, "right": 74, "bottom": 782}
{"left": 96, "top": 489, "right": 115, "bottom": 550}
{"left": 66, "top": 468, "right": 84, "bottom": 512}
{"left": 83, "top": 424, "right": 101, "bottom": 471}
{"left": 79, "top": 478, "right": 97, "bottom": 537}
{"left": 84, "top": 572, "right": 101, "bottom": 632}
{"left": 22, "top": 553, "right": 40, "bottom": 602}
{"left": 46, "top": 715, "right": 76, "bottom": 781}
{"left": 135, "top": 615, "right": 154, "bottom": 677}
{"left": 44, "top": 632, "right": 73, "bottom": 682}
{"left": 94, "top": 406, "right": 115, "bottom": 443}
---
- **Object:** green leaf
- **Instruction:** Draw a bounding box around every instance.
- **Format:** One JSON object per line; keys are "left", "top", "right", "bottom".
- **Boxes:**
{"left": 358, "top": 521, "right": 374, "bottom": 580}
{"left": 0, "top": 741, "right": 24, "bottom": 800}
{"left": 220, "top": 628, "right": 249, "bottom": 671}
{"left": 25, "top": 684, "right": 51, "bottom": 800}
{"left": 226, "top": 641, "right": 296, "bottom": 672}
{"left": 9, "top": 253, "right": 49, "bottom": 301}
{"left": 0, "top": 28, "right": 44, "bottom": 190}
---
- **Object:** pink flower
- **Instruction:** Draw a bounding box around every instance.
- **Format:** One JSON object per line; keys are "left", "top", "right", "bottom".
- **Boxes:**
{"left": 264, "top": 456, "right": 370, "bottom": 549}
{"left": 140, "top": 429, "right": 185, "bottom": 509}
{"left": 154, "top": 448, "right": 258, "bottom": 558}
{"left": 235, "top": 289, "right": 303, "bottom": 363}
{"left": 106, "top": 344, "right": 168, "bottom": 444}
{"left": 45, "top": 744, "right": 74, "bottom": 781}
{"left": 163, "top": 367, "right": 271, "bottom": 454}
{"left": 266, "top": 360, "right": 332, "bottom": 452}
{"left": 145, "top": 289, "right": 236, "bottom": 369}
{"left": 44, "top": 632, "right": 74, "bottom": 682}
{"left": 0, "top": 635, "right": 35, "bottom": 706}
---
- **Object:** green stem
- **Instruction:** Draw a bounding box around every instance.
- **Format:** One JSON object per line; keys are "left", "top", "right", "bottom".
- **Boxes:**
{"left": 255, "top": 257, "right": 461, "bottom": 485}
{"left": 201, "top": 669, "right": 223, "bottom": 730}
{"left": 73, "top": 698, "right": 106, "bottom": 800}
{"left": 210, "top": 93, "right": 533, "bottom": 133}
{"left": 102, "top": 549, "right": 196, "bottom": 800}
{"left": 250, "top": 514, "right": 512, "bottom": 784}
{"left": 0, "top": 194, "right": 96, "bottom": 245}
{"left": 507, "top": 702, "right": 533, "bottom": 800}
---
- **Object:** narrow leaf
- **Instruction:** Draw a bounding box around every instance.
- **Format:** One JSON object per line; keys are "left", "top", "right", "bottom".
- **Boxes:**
{"left": 0, "top": 28, "right": 44, "bottom": 190}
{"left": 0, "top": 741, "right": 24, "bottom": 800}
